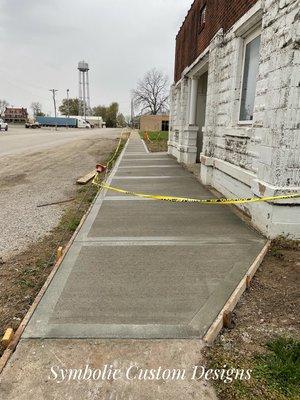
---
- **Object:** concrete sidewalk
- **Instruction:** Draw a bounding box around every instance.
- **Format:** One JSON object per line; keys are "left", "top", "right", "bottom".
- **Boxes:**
{"left": 0, "top": 132, "right": 266, "bottom": 399}
{"left": 23, "top": 132, "right": 266, "bottom": 340}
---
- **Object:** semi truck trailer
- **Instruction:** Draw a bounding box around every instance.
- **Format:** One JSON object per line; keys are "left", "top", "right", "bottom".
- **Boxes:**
{"left": 36, "top": 116, "right": 91, "bottom": 128}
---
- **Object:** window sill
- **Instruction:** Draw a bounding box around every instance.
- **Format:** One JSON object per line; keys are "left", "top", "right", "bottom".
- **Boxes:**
{"left": 238, "top": 121, "right": 253, "bottom": 126}
{"left": 224, "top": 126, "right": 253, "bottom": 138}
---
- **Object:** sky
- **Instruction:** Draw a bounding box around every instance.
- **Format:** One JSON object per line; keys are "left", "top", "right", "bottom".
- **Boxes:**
{"left": 0, "top": 0, "right": 192, "bottom": 117}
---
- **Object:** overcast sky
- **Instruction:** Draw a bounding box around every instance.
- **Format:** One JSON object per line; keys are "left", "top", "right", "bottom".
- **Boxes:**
{"left": 0, "top": 0, "right": 192, "bottom": 116}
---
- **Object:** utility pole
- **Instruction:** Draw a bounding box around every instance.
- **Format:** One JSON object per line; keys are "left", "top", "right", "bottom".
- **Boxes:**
{"left": 49, "top": 89, "right": 58, "bottom": 131}
{"left": 66, "top": 89, "right": 70, "bottom": 118}
{"left": 131, "top": 97, "right": 134, "bottom": 129}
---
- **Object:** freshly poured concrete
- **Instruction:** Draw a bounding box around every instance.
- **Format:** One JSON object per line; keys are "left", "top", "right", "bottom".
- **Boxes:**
{"left": 23, "top": 133, "right": 266, "bottom": 339}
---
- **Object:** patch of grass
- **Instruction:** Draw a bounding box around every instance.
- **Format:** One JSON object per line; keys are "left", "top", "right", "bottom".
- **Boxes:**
{"left": 271, "top": 236, "right": 300, "bottom": 251}
{"left": 139, "top": 131, "right": 169, "bottom": 141}
{"left": 206, "top": 338, "right": 300, "bottom": 400}
{"left": 254, "top": 337, "right": 300, "bottom": 397}
{"left": 139, "top": 131, "right": 168, "bottom": 152}
{"left": 269, "top": 237, "right": 299, "bottom": 259}
{"left": 269, "top": 246, "right": 285, "bottom": 259}
{"left": 21, "top": 268, "right": 38, "bottom": 277}
{"left": 109, "top": 137, "right": 128, "bottom": 161}
{"left": 65, "top": 216, "right": 82, "bottom": 232}
{"left": 18, "top": 278, "right": 36, "bottom": 288}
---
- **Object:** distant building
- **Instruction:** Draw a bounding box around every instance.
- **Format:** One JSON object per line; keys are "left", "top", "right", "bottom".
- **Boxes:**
{"left": 4, "top": 107, "right": 28, "bottom": 123}
{"left": 140, "top": 114, "right": 169, "bottom": 132}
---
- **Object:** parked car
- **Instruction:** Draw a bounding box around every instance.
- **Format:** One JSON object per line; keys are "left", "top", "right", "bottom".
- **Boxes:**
{"left": 0, "top": 118, "right": 8, "bottom": 131}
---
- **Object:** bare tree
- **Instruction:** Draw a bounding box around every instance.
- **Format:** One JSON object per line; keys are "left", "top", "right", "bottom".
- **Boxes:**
{"left": 0, "top": 99, "right": 9, "bottom": 116}
{"left": 31, "top": 102, "right": 44, "bottom": 117}
{"left": 133, "top": 69, "right": 169, "bottom": 115}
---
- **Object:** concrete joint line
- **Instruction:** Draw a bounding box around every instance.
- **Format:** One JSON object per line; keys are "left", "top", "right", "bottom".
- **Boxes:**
{"left": 124, "top": 152, "right": 148, "bottom": 155}
{"left": 80, "top": 237, "right": 263, "bottom": 246}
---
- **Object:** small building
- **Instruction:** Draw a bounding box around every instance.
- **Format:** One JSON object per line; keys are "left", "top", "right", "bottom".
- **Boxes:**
{"left": 4, "top": 107, "right": 28, "bottom": 123}
{"left": 140, "top": 114, "right": 169, "bottom": 132}
{"left": 168, "top": 0, "right": 299, "bottom": 238}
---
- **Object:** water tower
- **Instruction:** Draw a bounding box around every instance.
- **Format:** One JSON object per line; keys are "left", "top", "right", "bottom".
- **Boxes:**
{"left": 78, "top": 61, "right": 91, "bottom": 118}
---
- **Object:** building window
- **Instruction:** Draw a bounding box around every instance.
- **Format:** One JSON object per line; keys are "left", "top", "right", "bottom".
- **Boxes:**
{"left": 161, "top": 120, "right": 169, "bottom": 132}
{"left": 199, "top": 5, "right": 206, "bottom": 31}
{"left": 239, "top": 32, "right": 261, "bottom": 122}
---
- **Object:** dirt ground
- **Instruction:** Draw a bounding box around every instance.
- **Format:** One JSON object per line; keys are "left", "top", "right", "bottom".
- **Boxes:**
{"left": 0, "top": 131, "right": 119, "bottom": 261}
{"left": 205, "top": 238, "right": 300, "bottom": 399}
{"left": 0, "top": 131, "right": 123, "bottom": 355}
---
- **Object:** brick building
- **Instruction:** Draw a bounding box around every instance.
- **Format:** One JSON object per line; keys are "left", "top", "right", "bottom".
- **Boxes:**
{"left": 4, "top": 107, "right": 28, "bottom": 123}
{"left": 168, "top": 0, "right": 299, "bottom": 238}
{"left": 140, "top": 114, "right": 169, "bottom": 132}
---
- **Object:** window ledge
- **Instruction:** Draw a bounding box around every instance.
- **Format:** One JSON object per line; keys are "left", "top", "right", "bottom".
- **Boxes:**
{"left": 237, "top": 122, "right": 253, "bottom": 126}
{"left": 224, "top": 126, "right": 253, "bottom": 138}
{"left": 232, "top": 1, "right": 262, "bottom": 37}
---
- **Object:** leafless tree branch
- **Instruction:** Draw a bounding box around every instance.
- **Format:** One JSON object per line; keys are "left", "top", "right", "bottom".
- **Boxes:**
{"left": 133, "top": 69, "right": 169, "bottom": 115}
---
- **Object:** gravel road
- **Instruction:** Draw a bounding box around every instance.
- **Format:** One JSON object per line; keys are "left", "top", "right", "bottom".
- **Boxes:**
{"left": 0, "top": 125, "right": 121, "bottom": 260}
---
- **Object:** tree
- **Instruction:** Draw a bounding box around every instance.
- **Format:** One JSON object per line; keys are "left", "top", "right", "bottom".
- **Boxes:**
{"left": 93, "top": 102, "right": 119, "bottom": 127}
{"left": 31, "top": 102, "right": 45, "bottom": 117}
{"left": 59, "top": 98, "right": 79, "bottom": 116}
{"left": 117, "top": 113, "right": 126, "bottom": 127}
{"left": 106, "top": 102, "right": 119, "bottom": 127}
{"left": 133, "top": 68, "right": 169, "bottom": 115}
{"left": 0, "top": 99, "right": 9, "bottom": 116}
{"left": 93, "top": 105, "right": 107, "bottom": 120}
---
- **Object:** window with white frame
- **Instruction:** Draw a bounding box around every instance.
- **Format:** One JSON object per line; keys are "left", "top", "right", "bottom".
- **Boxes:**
{"left": 239, "top": 31, "right": 261, "bottom": 122}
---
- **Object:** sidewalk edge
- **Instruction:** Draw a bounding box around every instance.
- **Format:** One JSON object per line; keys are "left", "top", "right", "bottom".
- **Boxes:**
{"left": 203, "top": 240, "right": 271, "bottom": 345}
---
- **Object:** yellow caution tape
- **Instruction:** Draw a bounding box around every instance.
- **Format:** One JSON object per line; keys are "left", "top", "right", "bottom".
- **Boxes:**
{"left": 145, "top": 132, "right": 153, "bottom": 143}
{"left": 106, "top": 129, "right": 128, "bottom": 169}
{"left": 94, "top": 181, "right": 300, "bottom": 205}
{"left": 144, "top": 131, "right": 161, "bottom": 143}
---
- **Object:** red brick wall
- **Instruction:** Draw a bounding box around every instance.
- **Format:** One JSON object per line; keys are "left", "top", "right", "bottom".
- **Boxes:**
{"left": 174, "top": 0, "right": 258, "bottom": 82}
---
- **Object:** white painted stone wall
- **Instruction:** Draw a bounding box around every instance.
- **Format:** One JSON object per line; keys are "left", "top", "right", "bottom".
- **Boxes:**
{"left": 168, "top": 0, "right": 300, "bottom": 238}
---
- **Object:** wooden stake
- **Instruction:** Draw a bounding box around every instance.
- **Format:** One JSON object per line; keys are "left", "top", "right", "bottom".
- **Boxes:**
{"left": 223, "top": 310, "right": 234, "bottom": 329}
{"left": 56, "top": 246, "right": 63, "bottom": 262}
{"left": 246, "top": 275, "right": 252, "bottom": 290}
{"left": 1, "top": 328, "right": 14, "bottom": 348}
